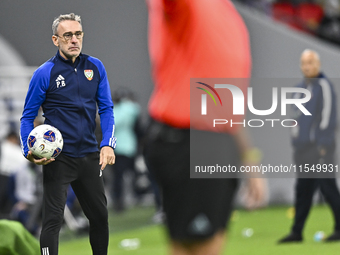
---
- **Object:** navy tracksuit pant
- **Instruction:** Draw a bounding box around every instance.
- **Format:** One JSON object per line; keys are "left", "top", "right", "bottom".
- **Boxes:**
{"left": 292, "top": 144, "right": 340, "bottom": 235}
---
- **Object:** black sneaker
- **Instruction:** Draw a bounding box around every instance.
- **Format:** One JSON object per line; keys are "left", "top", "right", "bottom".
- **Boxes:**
{"left": 278, "top": 233, "right": 303, "bottom": 244}
{"left": 325, "top": 231, "right": 340, "bottom": 242}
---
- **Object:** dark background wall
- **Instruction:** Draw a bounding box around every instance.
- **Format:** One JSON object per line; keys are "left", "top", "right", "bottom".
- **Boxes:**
{"left": 0, "top": 0, "right": 153, "bottom": 117}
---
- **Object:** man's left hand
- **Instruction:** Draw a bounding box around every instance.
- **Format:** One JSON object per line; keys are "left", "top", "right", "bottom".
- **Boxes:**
{"left": 99, "top": 146, "right": 115, "bottom": 170}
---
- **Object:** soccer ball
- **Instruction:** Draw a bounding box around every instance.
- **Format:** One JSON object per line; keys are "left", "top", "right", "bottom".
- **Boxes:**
{"left": 27, "top": 124, "right": 63, "bottom": 159}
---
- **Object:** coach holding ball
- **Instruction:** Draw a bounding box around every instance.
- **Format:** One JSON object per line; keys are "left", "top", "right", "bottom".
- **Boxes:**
{"left": 20, "top": 13, "right": 115, "bottom": 255}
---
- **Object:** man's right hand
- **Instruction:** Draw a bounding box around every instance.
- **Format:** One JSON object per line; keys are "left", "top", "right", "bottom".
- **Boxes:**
{"left": 26, "top": 151, "right": 55, "bottom": 165}
{"left": 243, "top": 178, "right": 267, "bottom": 210}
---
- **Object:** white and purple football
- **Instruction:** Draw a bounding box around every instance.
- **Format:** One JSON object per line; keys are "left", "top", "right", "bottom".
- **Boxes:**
{"left": 27, "top": 124, "right": 63, "bottom": 159}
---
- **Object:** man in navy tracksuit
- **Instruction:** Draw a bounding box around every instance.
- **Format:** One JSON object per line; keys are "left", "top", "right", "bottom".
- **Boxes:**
{"left": 20, "top": 13, "right": 116, "bottom": 255}
{"left": 279, "top": 49, "right": 340, "bottom": 243}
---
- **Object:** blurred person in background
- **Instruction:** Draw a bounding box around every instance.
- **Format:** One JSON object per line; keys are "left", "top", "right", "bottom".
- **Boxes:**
{"left": 0, "top": 131, "right": 28, "bottom": 218}
{"left": 111, "top": 87, "right": 141, "bottom": 212}
{"left": 278, "top": 49, "right": 340, "bottom": 243}
{"left": 0, "top": 132, "right": 40, "bottom": 235}
{"left": 8, "top": 161, "right": 39, "bottom": 235}
{"left": 146, "top": 158, "right": 165, "bottom": 224}
{"left": 144, "top": 1, "right": 266, "bottom": 255}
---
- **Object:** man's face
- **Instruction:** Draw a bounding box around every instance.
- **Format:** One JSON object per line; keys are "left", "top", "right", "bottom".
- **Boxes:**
{"left": 52, "top": 20, "right": 83, "bottom": 62}
{"left": 300, "top": 52, "right": 320, "bottom": 78}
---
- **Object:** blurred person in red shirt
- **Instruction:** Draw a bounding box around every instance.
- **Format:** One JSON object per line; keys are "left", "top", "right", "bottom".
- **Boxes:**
{"left": 144, "top": 1, "right": 266, "bottom": 254}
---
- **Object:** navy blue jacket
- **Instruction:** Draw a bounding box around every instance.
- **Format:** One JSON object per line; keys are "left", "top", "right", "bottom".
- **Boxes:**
{"left": 291, "top": 73, "right": 337, "bottom": 150}
{"left": 20, "top": 51, "right": 116, "bottom": 158}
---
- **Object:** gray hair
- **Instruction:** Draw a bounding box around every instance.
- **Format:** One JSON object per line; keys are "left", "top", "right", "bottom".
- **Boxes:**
{"left": 52, "top": 13, "right": 81, "bottom": 35}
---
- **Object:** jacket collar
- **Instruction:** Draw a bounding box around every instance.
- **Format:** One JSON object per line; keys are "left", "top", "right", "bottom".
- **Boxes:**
{"left": 317, "top": 72, "right": 325, "bottom": 79}
{"left": 56, "top": 50, "right": 82, "bottom": 67}
{"left": 303, "top": 72, "right": 325, "bottom": 86}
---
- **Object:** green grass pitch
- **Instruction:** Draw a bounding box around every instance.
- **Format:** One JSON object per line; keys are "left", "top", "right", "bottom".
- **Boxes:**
{"left": 59, "top": 205, "right": 340, "bottom": 254}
